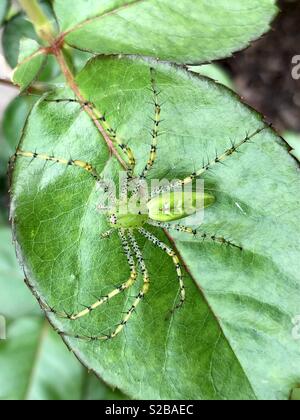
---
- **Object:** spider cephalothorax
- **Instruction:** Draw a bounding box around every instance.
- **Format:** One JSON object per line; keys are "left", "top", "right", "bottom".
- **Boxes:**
{"left": 13, "top": 68, "right": 265, "bottom": 341}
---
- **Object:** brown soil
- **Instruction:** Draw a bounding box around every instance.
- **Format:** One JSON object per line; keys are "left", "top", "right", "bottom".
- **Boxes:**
{"left": 223, "top": 0, "right": 300, "bottom": 133}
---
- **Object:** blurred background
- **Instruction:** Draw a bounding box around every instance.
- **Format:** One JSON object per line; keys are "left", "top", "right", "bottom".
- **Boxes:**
{"left": 0, "top": 0, "right": 299, "bottom": 400}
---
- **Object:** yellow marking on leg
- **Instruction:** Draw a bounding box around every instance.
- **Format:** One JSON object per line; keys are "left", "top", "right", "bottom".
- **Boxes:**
{"left": 180, "top": 127, "right": 266, "bottom": 187}
{"left": 147, "top": 221, "right": 242, "bottom": 250}
{"left": 107, "top": 230, "right": 150, "bottom": 340}
{"left": 16, "top": 150, "right": 101, "bottom": 181}
{"left": 138, "top": 228, "right": 185, "bottom": 310}
{"left": 69, "top": 229, "right": 137, "bottom": 322}
{"left": 70, "top": 269, "right": 137, "bottom": 320}
{"left": 66, "top": 230, "right": 150, "bottom": 342}
{"left": 92, "top": 109, "right": 136, "bottom": 173}
{"left": 147, "top": 220, "right": 196, "bottom": 235}
{"left": 152, "top": 127, "right": 267, "bottom": 195}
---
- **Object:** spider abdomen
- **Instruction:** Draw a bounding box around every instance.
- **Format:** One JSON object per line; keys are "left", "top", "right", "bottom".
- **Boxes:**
{"left": 147, "top": 192, "right": 215, "bottom": 222}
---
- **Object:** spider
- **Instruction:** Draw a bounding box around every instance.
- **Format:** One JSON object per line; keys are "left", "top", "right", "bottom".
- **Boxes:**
{"left": 14, "top": 68, "right": 265, "bottom": 342}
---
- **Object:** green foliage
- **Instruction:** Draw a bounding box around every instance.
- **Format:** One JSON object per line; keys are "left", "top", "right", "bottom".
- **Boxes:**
{"left": 12, "top": 0, "right": 278, "bottom": 89}
{"left": 54, "top": 0, "right": 278, "bottom": 63}
{"left": 11, "top": 55, "right": 300, "bottom": 400}
{"left": 4, "top": 0, "right": 299, "bottom": 401}
{"left": 3, "top": 11, "right": 59, "bottom": 86}
{"left": 2, "top": 12, "right": 37, "bottom": 68}
{"left": 13, "top": 38, "right": 48, "bottom": 91}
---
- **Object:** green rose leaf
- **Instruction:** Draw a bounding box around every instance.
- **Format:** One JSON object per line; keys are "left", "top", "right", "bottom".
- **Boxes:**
{"left": 12, "top": 38, "right": 47, "bottom": 91}
{"left": 10, "top": 56, "right": 300, "bottom": 400}
{"left": 2, "top": 13, "right": 37, "bottom": 68}
{"left": 54, "top": 0, "right": 278, "bottom": 64}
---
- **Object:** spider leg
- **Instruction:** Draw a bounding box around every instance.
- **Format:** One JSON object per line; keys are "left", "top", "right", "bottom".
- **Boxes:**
{"left": 100, "top": 230, "right": 150, "bottom": 340}
{"left": 152, "top": 126, "right": 267, "bottom": 195}
{"left": 198, "top": 231, "right": 243, "bottom": 250}
{"left": 146, "top": 220, "right": 196, "bottom": 235}
{"left": 65, "top": 229, "right": 151, "bottom": 342}
{"left": 14, "top": 150, "right": 102, "bottom": 182}
{"left": 138, "top": 227, "right": 185, "bottom": 312}
{"left": 130, "top": 68, "right": 162, "bottom": 198}
{"left": 93, "top": 112, "right": 136, "bottom": 177}
{"left": 60, "top": 229, "right": 137, "bottom": 321}
{"left": 146, "top": 220, "right": 242, "bottom": 250}
{"left": 105, "top": 229, "right": 151, "bottom": 340}
{"left": 40, "top": 97, "right": 136, "bottom": 174}
{"left": 139, "top": 68, "right": 162, "bottom": 180}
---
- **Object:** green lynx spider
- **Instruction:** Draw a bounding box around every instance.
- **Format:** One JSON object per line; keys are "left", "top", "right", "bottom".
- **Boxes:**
{"left": 14, "top": 68, "right": 265, "bottom": 342}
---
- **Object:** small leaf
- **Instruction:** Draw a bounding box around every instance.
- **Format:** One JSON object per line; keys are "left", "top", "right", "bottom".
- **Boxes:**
{"left": 2, "top": 12, "right": 37, "bottom": 68}
{"left": 13, "top": 38, "right": 47, "bottom": 91}
{"left": 2, "top": 10, "right": 59, "bottom": 80}
{"left": 55, "top": 0, "right": 278, "bottom": 63}
{"left": 11, "top": 56, "right": 300, "bottom": 400}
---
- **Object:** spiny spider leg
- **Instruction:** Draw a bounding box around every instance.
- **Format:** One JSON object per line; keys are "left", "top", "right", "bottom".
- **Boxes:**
{"left": 138, "top": 228, "right": 185, "bottom": 311}
{"left": 67, "top": 230, "right": 137, "bottom": 321}
{"left": 130, "top": 68, "right": 162, "bottom": 198}
{"left": 43, "top": 96, "right": 137, "bottom": 176}
{"left": 93, "top": 111, "right": 136, "bottom": 177}
{"left": 151, "top": 126, "right": 266, "bottom": 196}
{"left": 140, "top": 68, "right": 162, "bottom": 179}
{"left": 15, "top": 150, "right": 102, "bottom": 181}
{"left": 102, "top": 230, "right": 152, "bottom": 339}
{"left": 67, "top": 230, "right": 151, "bottom": 342}
{"left": 147, "top": 220, "right": 196, "bottom": 235}
{"left": 146, "top": 221, "right": 242, "bottom": 250}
